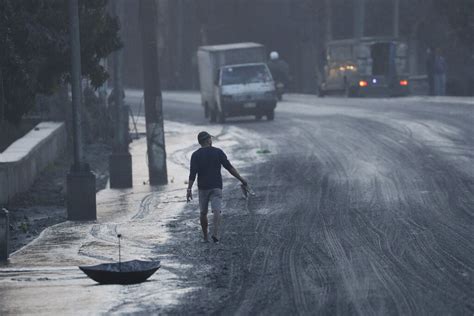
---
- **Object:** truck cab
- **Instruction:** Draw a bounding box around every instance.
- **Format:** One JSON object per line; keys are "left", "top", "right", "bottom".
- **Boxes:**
{"left": 214, "top": 63, "right": 276, "bottom": 122}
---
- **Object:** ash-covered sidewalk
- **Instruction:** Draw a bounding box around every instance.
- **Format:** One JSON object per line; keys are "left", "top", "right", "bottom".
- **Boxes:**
{"left": 0, "top": 118, "right": 263, "bottom": 314}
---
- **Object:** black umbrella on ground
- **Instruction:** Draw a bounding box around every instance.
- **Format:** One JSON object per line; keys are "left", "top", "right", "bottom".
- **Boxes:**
{"left": 79, "top": 234, "right": 160, "bottom": 285}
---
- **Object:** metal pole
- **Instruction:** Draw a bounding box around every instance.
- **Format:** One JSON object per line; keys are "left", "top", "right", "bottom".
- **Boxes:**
{"left": 325, "top": 0, "right": 332, "bottom": 41}
{"left": 117, "top": 234, "right": 122, "bottom": 271}
{"left": 113, "top": 0, "right": 124, "bottom": 149}
{"left": 139, "top": 0, "right": 168, "bottom": 185}
{"left": 67, "top": 0, "right": 96, "bottom": 220}
{"left": 176, "top": 0, "right": 184, "bottom": 89}
{"left": 0, "top": 68, "right": 5, "bottom": 124}
{"left": 393, "top": 0, "right": 400, "bottom": 38}
{"left": 0, "top": 208, "right": 9, "bottom": 261}
{"left": 354, "top": 0, "right": 365, "bottom": 39}
{"left": 69, "top": 0, "right": 83, "bottom": 170}
{"left": 109, "top": 0, "right": 132, "bottom": 188}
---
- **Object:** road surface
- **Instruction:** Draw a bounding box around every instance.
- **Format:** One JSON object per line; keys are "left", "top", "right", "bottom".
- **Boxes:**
{"left": 1, "top": 92, "right": 473, "bottom": 315}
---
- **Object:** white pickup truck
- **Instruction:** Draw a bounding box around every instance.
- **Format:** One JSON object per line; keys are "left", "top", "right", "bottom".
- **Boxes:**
{"left": 197, "top": 43, "right": 277, "bottom": 123}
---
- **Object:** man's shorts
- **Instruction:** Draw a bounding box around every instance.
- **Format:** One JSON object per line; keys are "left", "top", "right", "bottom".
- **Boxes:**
{"left": 198, "top": 188, "right": 222, "bottom": 215}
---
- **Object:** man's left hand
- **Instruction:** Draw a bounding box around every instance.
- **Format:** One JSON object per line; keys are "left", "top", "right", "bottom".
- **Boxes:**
{"left": 186, "top": 189, "right": 193, "bottom": 202}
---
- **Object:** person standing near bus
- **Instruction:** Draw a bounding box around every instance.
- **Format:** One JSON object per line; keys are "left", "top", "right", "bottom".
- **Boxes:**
{"left": 433, "top": 48, "right": 447, "bottom": 96}
{"left": 426, "top": 47, "right": 435, "bottom": 96}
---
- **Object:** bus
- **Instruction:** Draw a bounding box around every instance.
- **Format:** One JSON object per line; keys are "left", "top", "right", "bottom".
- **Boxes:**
{"left": 318, "top": 37, "right": 410, "bottom": 97}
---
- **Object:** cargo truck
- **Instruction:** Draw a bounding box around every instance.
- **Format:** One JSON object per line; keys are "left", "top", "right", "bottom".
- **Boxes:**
{"left": 197, "top": 43, "right": 277, "bottom": 123}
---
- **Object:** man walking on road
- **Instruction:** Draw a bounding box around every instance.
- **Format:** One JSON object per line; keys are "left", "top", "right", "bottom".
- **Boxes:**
{"left": 187, "top": 131, "right": 248, "bottom": 243}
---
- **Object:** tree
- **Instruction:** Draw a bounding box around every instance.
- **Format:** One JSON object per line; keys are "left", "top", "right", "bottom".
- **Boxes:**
{"left": 434, "top": 0, "right": 474, "bottom": 51}
{"left": 0, "top": 0, "right": 121, "bottom": 125}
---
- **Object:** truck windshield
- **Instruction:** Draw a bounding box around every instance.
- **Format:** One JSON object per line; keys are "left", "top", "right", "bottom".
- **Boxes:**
{"left": 221, "top": 65, "right": 272, "bottom": 85}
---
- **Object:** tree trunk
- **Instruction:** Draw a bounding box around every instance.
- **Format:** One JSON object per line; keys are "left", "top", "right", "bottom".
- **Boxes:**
{"left": 139, "top": 0, "right": 168, "bottom": 185}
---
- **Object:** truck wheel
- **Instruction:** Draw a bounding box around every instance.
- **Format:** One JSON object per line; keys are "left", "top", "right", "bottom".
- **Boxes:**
{"left": 255, "top": 114, "right": 262, "bottom": 121}
{"left": 209, "top": 108, "right": 216, "bottom": 123}
{"left": 217, "top": 110, "right": 226, "bottom": 124}
{"left": 266, "top": 110, "right": 274, "bottom": 121}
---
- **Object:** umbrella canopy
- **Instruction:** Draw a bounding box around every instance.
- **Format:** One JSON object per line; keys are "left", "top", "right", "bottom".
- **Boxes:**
{"left": 79, "top": 259, "right": 161, "bottom": 285}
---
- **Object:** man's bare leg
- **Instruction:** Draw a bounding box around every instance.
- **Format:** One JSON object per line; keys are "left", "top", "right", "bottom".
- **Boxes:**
{"left": 200, "top": 213, "right": 209, "bottom": 242}
{"left": 212, "top": 210, "right": 221, "bottom": 242}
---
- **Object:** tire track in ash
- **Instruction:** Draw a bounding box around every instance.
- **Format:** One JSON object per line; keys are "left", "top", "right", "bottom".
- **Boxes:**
{"left": 219, "top": 111, "right": 473, "bottom": 315}
{"left": 219, "top": 117, "right": 373, "bottom": 315}
{"left": 304, "top": 116, "right": 473, "bottom": 315}
{"left": 353, "top": 117, "right": 473, "bottom": 302}
{"left": 160, "top": 103, "right": 473, "bottom": 315}
{"left": 299, "top": 124, "right": 385, "bottom": 316}
{"left": 217, "top": 118, "right": 334, "bottom": 315}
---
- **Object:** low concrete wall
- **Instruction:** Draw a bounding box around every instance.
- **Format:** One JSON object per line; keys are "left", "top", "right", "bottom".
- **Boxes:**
{"left": 0, "top": 122, "right": 66, "bottom": 205}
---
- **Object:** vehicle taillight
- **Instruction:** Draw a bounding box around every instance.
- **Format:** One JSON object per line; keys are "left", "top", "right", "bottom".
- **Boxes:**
{"left": 359, "top": 80, "right": 368, "bottom": 87}
{"left": 399, "top": 80, "right": 408, "bottom": 86}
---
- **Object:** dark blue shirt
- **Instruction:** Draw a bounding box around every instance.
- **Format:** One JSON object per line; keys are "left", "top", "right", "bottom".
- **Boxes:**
{"left": 189, "top": 146, "right": 233, "bottom": 190}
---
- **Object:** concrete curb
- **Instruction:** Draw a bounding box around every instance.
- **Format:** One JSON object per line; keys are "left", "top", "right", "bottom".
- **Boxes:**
{"left": 0, "top": 122, "right": 66, "bottom": 205}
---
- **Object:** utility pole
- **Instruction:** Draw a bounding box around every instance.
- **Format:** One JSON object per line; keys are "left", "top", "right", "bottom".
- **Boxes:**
{"left": 139, "top": 0, "right": 168, "bottom": 185}
{"left": 354, "top": 0, "right": 365, "bottom": 39}
{"left": 109, "top": 0, "right": 133, "bottom": 188}
{"left": 393, "top": 0, "right": 400, "bottom": 38}
{"left": 176, "top": 0, "right": 184, "bottom": 89}
{"left": 0, "top": 68, "right": 4, "bottom": 124}
{"left": 196, "top": 1, "right": 209, "bottom": 45}
{"left": 325, "top": 0, "right": 332, "bottom": 42}
{"left": 67, "top": 0, "right": 96, "bottom": 221}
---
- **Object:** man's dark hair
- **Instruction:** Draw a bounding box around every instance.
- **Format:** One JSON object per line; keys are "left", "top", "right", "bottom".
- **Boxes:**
{"left": 198, "top": 131, "right": 211, "bottom": 145}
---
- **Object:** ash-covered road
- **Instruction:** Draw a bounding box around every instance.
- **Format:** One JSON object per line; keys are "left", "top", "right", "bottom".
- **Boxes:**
{"left": 157, "top": 93, "right": 473, "bottom": 315}
{"left": 1, "top": 93, "right": 473, "bottom": 315}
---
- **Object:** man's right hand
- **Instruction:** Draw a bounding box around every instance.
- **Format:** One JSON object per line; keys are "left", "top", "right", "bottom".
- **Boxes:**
{"left": 186, "top": 189, "right": 193, "bottom": 202}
